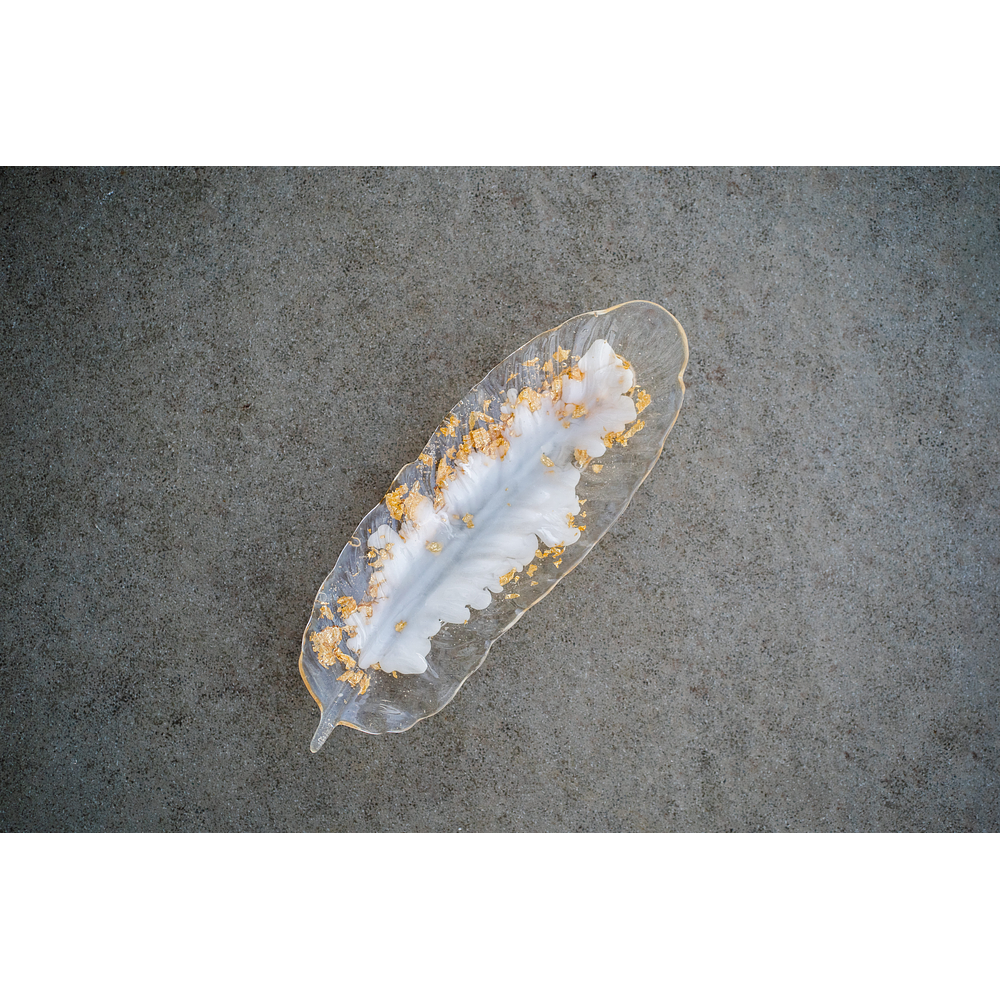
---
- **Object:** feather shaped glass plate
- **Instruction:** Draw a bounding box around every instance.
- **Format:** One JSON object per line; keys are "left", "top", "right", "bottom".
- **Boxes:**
{"left": 300, "top": 300, "right": 688, "bottom": 750}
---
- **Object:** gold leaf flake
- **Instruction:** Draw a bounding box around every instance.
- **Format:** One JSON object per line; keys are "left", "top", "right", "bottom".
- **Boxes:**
{"left": 320, "top": 603, "right": 335, "bottom": 620}
{"left": 499, "top": 568, "right": 516, "bottom": 586}
{"left": 384, "top": 483, "right": 409, "bottom": 520}
{"left": 489, "top": 422, "right": 509, "bottom": 458}
{"left": 462, "top": 513, "right": 474, "bottom": 529}
{"left": 395, "top": 621, "right": 407, "bottom": 632}
{"left": 418, "top": 452, "right": 433, "bottom": 466}
{"left": 535, "top": 544, "right": 565, "bottom": 560}
{"left": 517, "top": 387, "right": 542, "bottom": 412}
{"left": 553, "top": 346, "right": 570, "bottom": 362}
{"left": 469, "top": 426, "right": 492, "bottom": 454}
{"left": 635, "top": 389, "right": 651, "bottom": 413}
{"left": 525, "top": 564, "right": 537, "bottom": 577}
{"left": 309, "top": 626, "right": 341, "bottom": 666}
{"left": 401, "top": 481, "right": 425, "bottom": 523}
{"left": 591, "top": 464, "right": 603, "bottom": 473}
{"left": 619, "top": 419, "right": 645, "bottom": 445}
{"left": 436, "top": 457, "right": 455, "bottom": 488}
{"left": 425, "top": 540, "right": 443, "bottom": 553}
{"left": 574, "top": 448, "right": 590, "bottom": 468}
{"left": 540, "top": 453, "right": 554, "bottom": 468}
{"left": 504, "top": 593, "right": 520, "bottom": 600}
{"left": 336, "top": 667, "right": 369, "bottom": 695}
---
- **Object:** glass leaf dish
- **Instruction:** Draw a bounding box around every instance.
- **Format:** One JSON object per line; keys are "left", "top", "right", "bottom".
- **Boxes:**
{"left": 300, "top": 300, "right": 689, "bottom": 750}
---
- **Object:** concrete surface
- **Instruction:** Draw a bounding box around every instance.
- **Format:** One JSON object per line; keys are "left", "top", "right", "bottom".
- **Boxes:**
{"left": 1, "top": 166, "right": 997, "bottom": 831}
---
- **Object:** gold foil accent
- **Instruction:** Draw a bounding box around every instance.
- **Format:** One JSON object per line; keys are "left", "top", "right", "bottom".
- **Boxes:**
{"left": 310, "top": 626, "right": 356, "bottom": 671}
{"left": 336, "top": 667, "right": 369, "bottom": 695}
{"left": 517, "top": 387, "right": 542, "bottom": 412}
{"left": 384, "top": 483, "right": 409, "bottom": 520}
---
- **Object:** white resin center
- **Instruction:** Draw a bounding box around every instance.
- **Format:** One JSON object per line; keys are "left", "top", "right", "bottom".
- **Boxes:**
{"left": 344, "top": 339, "right": 636, "bottom": 674}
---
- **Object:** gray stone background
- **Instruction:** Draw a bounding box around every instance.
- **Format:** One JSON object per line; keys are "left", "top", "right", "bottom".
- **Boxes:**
{"left": 1, "top": 166, "right": 996, "bottom": 831}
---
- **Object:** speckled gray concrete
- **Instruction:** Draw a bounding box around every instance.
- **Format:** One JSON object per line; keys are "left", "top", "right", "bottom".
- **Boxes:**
{"left": 2, "top": 167, "right": 997, "bottom": 831}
